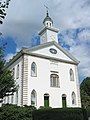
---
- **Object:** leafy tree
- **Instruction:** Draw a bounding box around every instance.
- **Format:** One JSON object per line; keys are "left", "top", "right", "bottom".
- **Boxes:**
{"left": 0, "top": 47, "right": 16, "bottom": 104}
{"left": 80, "top": 77, "right": 90, "bottom": 108}
{"left": 0, "top": 0, "right": 16, "bottom": 106}
{"left": 0, "top": 0, "right": 11, "bottom": 24}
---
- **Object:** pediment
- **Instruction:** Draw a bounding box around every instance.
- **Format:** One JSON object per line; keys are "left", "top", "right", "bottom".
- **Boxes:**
{"left": 29, "top": 41, "right": 79, "bottom": 64}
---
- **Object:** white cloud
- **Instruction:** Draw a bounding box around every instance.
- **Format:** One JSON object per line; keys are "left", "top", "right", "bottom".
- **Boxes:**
{"left": 69, "top": 37, "right": 90, "bottom": 82}
{"left": 0, "top": 0, "right": 90, "bottom": 81}
{"left": 5, "top": 53, "right": 15, "bottom": 62}
{"left": 0, "top": 0, "right": 90, "bottom": 46}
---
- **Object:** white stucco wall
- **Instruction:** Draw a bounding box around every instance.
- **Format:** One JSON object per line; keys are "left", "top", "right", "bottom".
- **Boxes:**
{"left": 27, "top": 55, "right": 81, "bottom": 108}
{"left": 4, "top": 46, "right": 81, "bottom": 108}
{"left": 40, "top": 29, "right": 58, "bottom": 44}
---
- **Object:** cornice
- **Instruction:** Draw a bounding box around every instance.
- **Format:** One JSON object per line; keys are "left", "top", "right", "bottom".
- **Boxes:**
{"left": 38, "top": 26, "right": 59, "bottom": 35}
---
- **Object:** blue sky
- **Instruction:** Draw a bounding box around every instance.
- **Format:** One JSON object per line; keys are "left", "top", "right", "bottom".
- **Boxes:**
{"left": 0, "top": 0, "right": 90, "bottom": 82}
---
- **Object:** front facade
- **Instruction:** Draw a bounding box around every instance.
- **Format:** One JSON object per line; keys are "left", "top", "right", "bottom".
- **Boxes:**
{"left": 3, "top": 11, "right": 81, "bottom": 108}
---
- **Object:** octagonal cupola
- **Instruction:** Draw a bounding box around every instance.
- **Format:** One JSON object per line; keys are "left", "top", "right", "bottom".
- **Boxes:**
{"left": 39, "top": 10, "right": 59, "bottom": 44}
{"left": 43, "top": 11, "right": 53, "bottom": 28}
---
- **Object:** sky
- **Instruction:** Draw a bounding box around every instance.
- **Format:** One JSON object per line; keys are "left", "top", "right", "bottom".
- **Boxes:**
{"left": 0, "top": 0, "right": 90, "bottom": 82}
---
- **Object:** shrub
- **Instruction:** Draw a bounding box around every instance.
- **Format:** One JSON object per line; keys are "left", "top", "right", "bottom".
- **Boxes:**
{"left": 32, "top": 108, "right": 88, "bottom": 120}
{"left": 39, "top": 106, "right": 52, "bottom": 109}
{"left": 0, "top": 104, "right": 36, "bottom": 120}
{"left": 87, "top": 107, "right": 90, "bottom": 117}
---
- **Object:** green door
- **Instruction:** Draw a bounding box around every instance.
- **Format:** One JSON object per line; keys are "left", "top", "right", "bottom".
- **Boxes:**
{"left": 44, "top": 95, "right": 49, "bottom": 107}
{"left": 62, "top": 96, "right": 67, "bottom": 108}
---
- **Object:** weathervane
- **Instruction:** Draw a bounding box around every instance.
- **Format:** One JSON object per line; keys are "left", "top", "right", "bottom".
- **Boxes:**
{"left": 44, "top": 4, "right": 49, "bottom": 15}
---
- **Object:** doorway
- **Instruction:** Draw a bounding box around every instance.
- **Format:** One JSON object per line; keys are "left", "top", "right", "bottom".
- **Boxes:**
{"left": 62, "top": 94, "right": 67, "bottom": 108}
{"left": 44, "top": 93, "right": 49, "bottom": 107}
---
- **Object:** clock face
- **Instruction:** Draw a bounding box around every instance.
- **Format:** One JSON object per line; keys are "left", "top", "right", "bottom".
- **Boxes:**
{"left": 49, "top": 48, "right": 57, "bottom": 54}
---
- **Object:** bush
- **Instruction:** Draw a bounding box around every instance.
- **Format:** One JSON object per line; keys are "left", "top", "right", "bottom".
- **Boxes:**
{"left": 0, "top": 104, "right": 36, "bottom": 120}
{"left": 87, "top": 107, "right": 90, "bottom": 117}
{"left": 39, "top": 106, "right": 52, "bottom": 109}
{"left": 0, "top": 105, "right": 89, "bottom": 120}
{"left": 32, "top": 108, "right": 88, "bottom": 120}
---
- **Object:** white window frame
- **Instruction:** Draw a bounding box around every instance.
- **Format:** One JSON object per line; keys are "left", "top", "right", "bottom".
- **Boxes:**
{"left": 50, "top": 74, "right": 60, "bottom": 87}
{"left": 70, "top": 69, "right": 74, "bottom": 81}
{"left": 16, "top": 64, "right": 19, "bottom": 79}
{"left": 31, "top": 90, "right": 37, "bottom": 106}
{"left": 31, "top": 62, "right": 37, "bottom": 77}
{"left": 72, "top": 92, "right": 76, "bottom": 105}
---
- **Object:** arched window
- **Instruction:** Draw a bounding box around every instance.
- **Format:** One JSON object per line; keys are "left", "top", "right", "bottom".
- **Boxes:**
{"left": 62, "top": 94, "right": 67, "bottom": 108}
{"left": 72, "top": 92, "right": 76, "bottom": 105}
{"left": 50, "top": 74, "right": 59, "bottom": 87}
{"left": 7, "top": 96, "right": 9, "bottom": 104}
{"left": 44, "top": 93, "right": 49, "bottom": 107}
{"left": 70, "top": 69, "right": 74, "bottom": 81}
{"left": 31, "top": 90, "right": 37, "bottom": 106}
{"left": 12, "top": 68, "right": 15, "bottom": 78}
{"left": 11, "top": 95, "right": 14, "bottom": 104}
{"left": 16, "top": 91, "right": 18, "bottom": 105}
{"left": 31, "top": 62, "right": 37, "bottom": 77}
{"left": 16, "top": 64, "right": 19, "bottom": 79}
{"left": 3, "top": 97, "right": 6, "bottom": 104}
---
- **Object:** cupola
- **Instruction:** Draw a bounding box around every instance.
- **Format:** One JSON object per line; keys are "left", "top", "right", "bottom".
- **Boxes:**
{"left": 43, "top": 11, "right": 53, "bottom": 27}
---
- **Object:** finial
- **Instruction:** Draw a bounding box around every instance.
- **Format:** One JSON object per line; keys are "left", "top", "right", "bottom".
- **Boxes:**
{"left": 44, "top": 4, "right": 49, "bottom": 16}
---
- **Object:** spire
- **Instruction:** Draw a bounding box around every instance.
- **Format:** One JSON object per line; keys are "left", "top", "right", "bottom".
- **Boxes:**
{"left": 46, "top": 10, "right": 49, "bottom": 17}
{"left": 39, "top": 6, "right": 59, "bottom": 44}
{"left": 43, "top": 6, "right": 53, "bottom": 27}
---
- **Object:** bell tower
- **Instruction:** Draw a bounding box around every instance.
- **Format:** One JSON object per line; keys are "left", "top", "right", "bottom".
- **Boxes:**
{"left": 39, "top": 10, "right": 59, "bottom": 44}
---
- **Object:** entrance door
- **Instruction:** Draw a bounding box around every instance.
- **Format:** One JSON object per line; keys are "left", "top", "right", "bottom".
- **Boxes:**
{"left": 44, "top": 94, "right": 49, "bottom": 107}
{"left": 62, "top": 94, "right": 67, "bottom": 108}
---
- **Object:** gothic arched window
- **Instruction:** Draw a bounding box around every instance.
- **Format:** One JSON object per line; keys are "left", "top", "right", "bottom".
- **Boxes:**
{"left": 12, "top": 68, "right": 15, "bottom": 78}
{"left": 70, "top": 69, "right": 74, "bottom": 81}
{"left": 16, "top": 64, "right": 19, "bottom": 79}
{"left": 11, "top": 95, "right": 14, "bottom": 104}
{"left": 50, "top": 74, "right": 59, "bottom": 87}
{"left": 31, "top": 62, "right": 37, "bottom": 77}
{"left": 31, "top": 90, "right": 37, "bottom": 106}
{"left": 72, "top": 92, "right": 76, "bottom": 105}
{"left": 16, "top": 91, "right": 18, "bottom": 105}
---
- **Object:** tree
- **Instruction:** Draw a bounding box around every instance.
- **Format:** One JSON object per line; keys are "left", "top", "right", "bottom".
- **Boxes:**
{"left": 80, "top": 77, "right": 90, "bottom": 108}
{"left": 0, "top": 0, "right": 11, "bottom": 24}
{"left": 0, "top": 0, "right": 16, "bottom": 106}
{"left": 0, "top": 47, "right": 16, "bottom": 106}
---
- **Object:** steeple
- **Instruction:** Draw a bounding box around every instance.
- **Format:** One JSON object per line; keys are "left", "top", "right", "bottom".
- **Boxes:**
{"left": 39, "top": 9, "right": 59, "bottom": 44}
{"left": 43, "top": 10, "right": 53, "bottom": 27}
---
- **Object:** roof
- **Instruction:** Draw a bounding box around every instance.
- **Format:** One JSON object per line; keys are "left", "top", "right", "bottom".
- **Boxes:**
{"left": 43, "top": 11, "right": 53, "bottom": 24}
{"left": 5, "top": 41, "right": 79, "bottom": 68}
{"left": 29, "top": 41, "right": 79, "bottom": 64}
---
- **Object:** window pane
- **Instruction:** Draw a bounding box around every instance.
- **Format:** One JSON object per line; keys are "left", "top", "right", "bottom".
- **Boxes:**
{"left": 31, "top": 62, "right": 37, "bottom": 77}
{"left": 50, "top": 74, "right": 59, "bottom": 87}
{"left": 72, "top": 92, "right": 76, "bottom": 105}
{"left": 31, "top": 90, "right": 37, "bottom": 106}
{"left": 70, "top": 69, "right": 74, "bottom": 81}
{"left": 17, "top": 65, "right": 19, "bottom": 79}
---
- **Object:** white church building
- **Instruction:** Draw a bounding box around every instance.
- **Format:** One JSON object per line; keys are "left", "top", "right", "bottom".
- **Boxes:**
{"left": 4, "top": 11, "right": 81, "bottom": 108}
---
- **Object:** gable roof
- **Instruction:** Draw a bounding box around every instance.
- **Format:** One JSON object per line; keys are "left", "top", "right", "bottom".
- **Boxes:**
{"left": 5, "top": 41, "right": 79, "bottom": 68}
{"left": 29, "top": 41, "right": 79, "bottom": 64}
